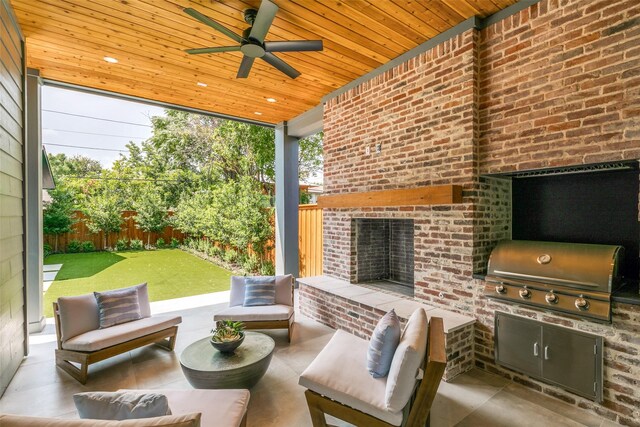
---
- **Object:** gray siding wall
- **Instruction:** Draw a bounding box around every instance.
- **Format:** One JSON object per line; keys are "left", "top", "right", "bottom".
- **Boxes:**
{"left": 0, "top": 0, "right": 25, "bottom": 396}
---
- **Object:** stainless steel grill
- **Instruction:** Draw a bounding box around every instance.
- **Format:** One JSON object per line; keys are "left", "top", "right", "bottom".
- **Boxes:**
{"left": 484, "top": 240, "right": 624, "bottom": 322}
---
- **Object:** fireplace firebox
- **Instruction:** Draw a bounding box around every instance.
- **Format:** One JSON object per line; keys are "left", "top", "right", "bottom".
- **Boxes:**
{"left": 352, "top": 218, "right": 414, "bottom": 296}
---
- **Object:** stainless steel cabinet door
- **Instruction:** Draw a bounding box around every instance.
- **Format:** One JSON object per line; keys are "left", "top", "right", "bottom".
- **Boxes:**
{"left": 542, "top": 326, "right": 602, "bottom": 401}
{"left": 495, "top": 313, "right": 542, "bottom": 378}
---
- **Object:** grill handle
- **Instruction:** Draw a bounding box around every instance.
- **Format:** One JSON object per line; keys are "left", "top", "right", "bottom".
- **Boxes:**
{"left": 544, "top": 345, "right": 550, "bottom": 360}
{"left": 533, "top": 342, "right": 539, "bottom": 357}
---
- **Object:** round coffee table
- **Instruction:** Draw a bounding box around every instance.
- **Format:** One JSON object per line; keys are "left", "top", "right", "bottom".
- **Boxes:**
{"left": 180, "top": 331, "right": 275, "bottom": 389}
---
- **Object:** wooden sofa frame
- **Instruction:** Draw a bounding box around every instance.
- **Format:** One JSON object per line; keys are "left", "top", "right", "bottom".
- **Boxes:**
{"left": 53, "top": 302, "right": 179, "bottom": 384}
{"left": 304, "top": 317, "right": 446, "bottom": 427}
{"left": 227, "top": 275, "right": 296, "bottom": 342}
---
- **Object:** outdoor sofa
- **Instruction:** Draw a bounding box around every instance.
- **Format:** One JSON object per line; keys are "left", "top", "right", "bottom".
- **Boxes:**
{"left": 0, "top": 388, "right": 250, "bottom": 427}
{"left": 214, "top": 274, "right": 295, "bottom": 341}
{"left": 53, "top": 283, "right": 181, "bottom": 383}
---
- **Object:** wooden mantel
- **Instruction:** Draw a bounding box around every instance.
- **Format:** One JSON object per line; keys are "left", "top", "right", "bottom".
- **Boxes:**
{"left": 317, "top": 185, "right": 463, "bottom": 208}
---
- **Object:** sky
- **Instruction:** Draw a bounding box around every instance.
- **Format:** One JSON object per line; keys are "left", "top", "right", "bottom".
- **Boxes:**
{"left": 42, "top": 86, "right": 166, "bottom": 168}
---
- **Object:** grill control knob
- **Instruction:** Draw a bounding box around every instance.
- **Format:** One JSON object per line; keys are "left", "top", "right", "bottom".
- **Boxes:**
{"left": 495, "top": 285, "right": 507, "bottom": 294}
{"left": 545, "top": 292, "right": 558, "bottom": 304}
{"left": 575, "top": 296, "right": 590, "bottom": 311}
{"left": 519, "top": 288, "right": 532, "bottom": 299}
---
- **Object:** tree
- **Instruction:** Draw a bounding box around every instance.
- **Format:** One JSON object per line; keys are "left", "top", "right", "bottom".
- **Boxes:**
{"left": 48, "top": 153, "right": 102, "bottom": 177}
{"left": 133, "top": 186, "right": 168, "bottom": 246}
{"left": 43, "top": 187, "right": 76, "bottom": 252}
{"left": 83, "top": 191, "right": 124, "bottom": 249}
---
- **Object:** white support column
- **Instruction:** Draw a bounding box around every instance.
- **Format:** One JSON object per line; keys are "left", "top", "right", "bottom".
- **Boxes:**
{"left": 25, "top": 68, "right": 44, "bottom": 333}
{"left": 275, "top": 122, "right": 299, "bottom": 277}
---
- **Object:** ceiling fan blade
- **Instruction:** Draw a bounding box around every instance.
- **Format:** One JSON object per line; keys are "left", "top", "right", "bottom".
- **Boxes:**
{"left": 261, "top": 53, "right": 300, "bottom": 79}
{"left": 249, "top": 0, "right": 278, "bottom": 43}
{"left": 185, "top": 46, "right": 242, "bottom": 55}
{"left": 264, "top": 40, "right": 323, "bottom": 52}
{"left": 237, "top": 56, "right": 256, "bottom": 78}
{"left": 184, "top": 8, "right": 244, "bottom": 43}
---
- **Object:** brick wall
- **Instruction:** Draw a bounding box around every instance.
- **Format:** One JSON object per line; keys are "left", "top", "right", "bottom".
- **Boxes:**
{"left": 321, "top": 0, "right": 640, "bottom": 424}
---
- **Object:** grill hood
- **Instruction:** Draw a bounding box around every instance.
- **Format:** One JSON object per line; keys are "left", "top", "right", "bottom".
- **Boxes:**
{"left": 487, "top": 240, "right": 624, "bottom": 293}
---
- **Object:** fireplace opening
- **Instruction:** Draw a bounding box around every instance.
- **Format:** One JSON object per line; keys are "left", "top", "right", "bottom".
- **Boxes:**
{"left": 352, "top": 218, "right": 414, "bottom": 296}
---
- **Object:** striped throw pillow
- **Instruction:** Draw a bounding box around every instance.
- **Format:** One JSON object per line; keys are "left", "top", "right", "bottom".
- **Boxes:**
{"left": 94, "top": 287, "right": 142, "bottom": 328}
{"left": 367, "top": 309, "right": 401, "bottom": 378}
{"left": 243, "top": 277, "right": 276, "bottom": 306}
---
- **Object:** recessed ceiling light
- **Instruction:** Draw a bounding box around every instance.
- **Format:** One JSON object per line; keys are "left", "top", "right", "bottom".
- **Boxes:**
{"left": 266, "top": 98, "right": 277, "bottom": 103}
{"left": 197, "top": 82, "right": 208, "bottom": 87}
{"left": 254, "top": 112, "right": 263, "bottom": 115}
{"left": 103, "top": 56, "right": 118, "bottom": 63}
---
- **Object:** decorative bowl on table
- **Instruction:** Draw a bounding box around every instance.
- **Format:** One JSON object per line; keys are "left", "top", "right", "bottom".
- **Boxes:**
{"left": 210, "top": 320, "right": 245, "bottom": 353}
{"left": 210, "top": 333, "right": 245, "bottom": 353}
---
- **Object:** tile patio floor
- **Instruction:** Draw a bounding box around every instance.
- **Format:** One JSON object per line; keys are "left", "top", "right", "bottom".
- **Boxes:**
{"left": 0, "top": 291, "right": 616, "bottom": 426}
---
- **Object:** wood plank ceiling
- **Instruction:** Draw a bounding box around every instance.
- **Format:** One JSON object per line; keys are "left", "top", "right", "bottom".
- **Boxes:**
{"left": 10, "top": 0, "right": 517, "bottom": 124}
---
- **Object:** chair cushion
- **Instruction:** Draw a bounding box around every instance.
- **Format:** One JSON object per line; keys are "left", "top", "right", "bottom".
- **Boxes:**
{"left": 299, "top": 330, "right": 403, "bottom": 426}
{"left": 62, "top": 315, "right": 182, "bottom": 352}
{"left": 73, "top": 392, "right": 171, "bottom": 420}
{"left": 243, "top": 277, "right": 276, "bottom": 306}
{"left": 95, "top": 287, "right": 142, "bottom": 328}
{"left": 367, "top": 309, "right": 401, "bottom": 378}
{"left": 213, "top": 305, "right": 293, "bottom": 322}
{"left": 0, "top": 413, "right": 201, "bottom": 427}
{"left": 57, "top": 293, "right": 100, "bottom": 342}
{"left": 385, "top": 308, "right": 428, "bottom": 413}
{"left": 120, "top": 389, "right": 250, "bottom": 427}
{"left": 229, "top": 275, "right": 293, "bottom": 307}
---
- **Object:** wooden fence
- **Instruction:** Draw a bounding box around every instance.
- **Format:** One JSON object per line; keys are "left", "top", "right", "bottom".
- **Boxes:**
{"left": 45, "top": 205, "right": 324, "bottom": 278}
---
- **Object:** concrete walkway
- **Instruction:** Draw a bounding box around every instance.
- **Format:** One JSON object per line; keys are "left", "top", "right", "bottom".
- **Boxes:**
{"left": 42, "top": 264, "right": 63, "bottom": 292}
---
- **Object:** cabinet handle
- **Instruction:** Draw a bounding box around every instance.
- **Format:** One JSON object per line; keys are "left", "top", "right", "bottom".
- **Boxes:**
{"left": 533, "top": 342, "right": 539, "bottom": 356}
{"left": 544, "top": 345, "right": 550, "bottom": 360}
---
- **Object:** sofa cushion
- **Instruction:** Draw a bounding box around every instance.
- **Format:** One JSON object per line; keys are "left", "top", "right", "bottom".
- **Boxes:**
{"left": 74, "top": 392, "right": 171, "bottom": 420}
{"left": 62, "top": 315, "right": 182, "bottom": 352}
{"left": 120, "top": 389, "right": 250, "bottom": 427}
{"left": 299, "top": 330, "right": 403, "bottom": 426}
{"left": 367, "top": 309, "right": 401, "bottom": 378}
{"left": 229, "top": 275, "right": 293, "bottom": 307}
{"left": 0, "top": 413, "right": 201, "bottom": 427}
{"left": 243, "top": 277, "right": 276, "bottom": 306}
{"left": 214, "top": 304, "right": 293, "bottom": 322}
{"left": 385, "top": 308, "right": 428, "bottom": 413}
{"left": 57, "top": 293, "right": 100, "bottom": 342}
{"left": 135, "top": 283, "right": 151, "bottom": 318}
{"left": 95, "top": 287, "right": 142, "bottom": 328}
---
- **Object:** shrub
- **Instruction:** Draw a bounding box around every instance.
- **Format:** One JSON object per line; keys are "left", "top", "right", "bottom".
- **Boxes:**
{"left": 67, "top": 240, "right": 82, "bottom": 253}
{"left": 156, "top": 238, "right": 165, "bottom": 248}
{"left": 130, "top": 239, "right": 144, "bottom": 250}
{"left": 211, "top": 245, "right": 223, "bottom": 258}
{"left": 81, "top": 241, "right": 95, "bottom": 252}
{"left": 170, "top": 237, "right": 180, "bottom": 248}
{"left": 116, "top": 238, "right": 129, "bottom": 251}
{"left": 144, "top": 244, "right": 155, "bottom": 250}
{"left": 43, "top": 243, "right": 53, "bottom": 258}
{"left": 223, "top": 248, "right": 238, "bottom": 264}
{"left": 260, "top": 260, "right": 275, "bottom": 276}
{"left": 242, "top": 253, "right": 260, "bottom": 273}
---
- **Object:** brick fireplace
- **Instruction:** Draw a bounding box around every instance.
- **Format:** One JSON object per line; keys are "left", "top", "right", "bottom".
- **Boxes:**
{"left": 302, "top": 0, "right": 640, "bottom": 424}
{"left": 352, "top": 218, "right": 414, "bottom": 295}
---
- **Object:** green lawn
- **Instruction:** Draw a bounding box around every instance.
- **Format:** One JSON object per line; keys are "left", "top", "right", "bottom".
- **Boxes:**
{"left": 44, "top": 249, "right": 232, "bottom": 318}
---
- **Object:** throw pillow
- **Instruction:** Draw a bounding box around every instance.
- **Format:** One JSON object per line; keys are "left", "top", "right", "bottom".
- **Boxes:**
{"left": 73, "top": 392, "right": 171, "bottom": 420}
{"left": 367, "top": 309, "right": 401, "bottom": 378}
{"left": 243, "top": 276, "right": 276, "bottom": 306}
{"left": 94, "top": 287, "right": 142, "bottom": 329}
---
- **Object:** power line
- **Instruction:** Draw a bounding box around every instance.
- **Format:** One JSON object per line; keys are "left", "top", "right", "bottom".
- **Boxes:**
{"left": 44, "top": 143, "right": 128, "bottom": 153}
{"left": 43, "top": 128, "right": 147, "bottom": 139}
{"left": 42, "top": 109, "right": 153, "bottom": 127}
{"left": 66, "top": 176, "right": 179, "bottom": 182}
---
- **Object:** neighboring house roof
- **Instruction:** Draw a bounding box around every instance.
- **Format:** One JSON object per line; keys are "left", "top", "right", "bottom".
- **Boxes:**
{"left": 42, "top": 146, "right": 55, "bottom": 190}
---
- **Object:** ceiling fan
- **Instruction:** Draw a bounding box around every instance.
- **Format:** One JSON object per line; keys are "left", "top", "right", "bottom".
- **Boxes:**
{"left": 183, "top": 0, "right": 323, "bottom": 79}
